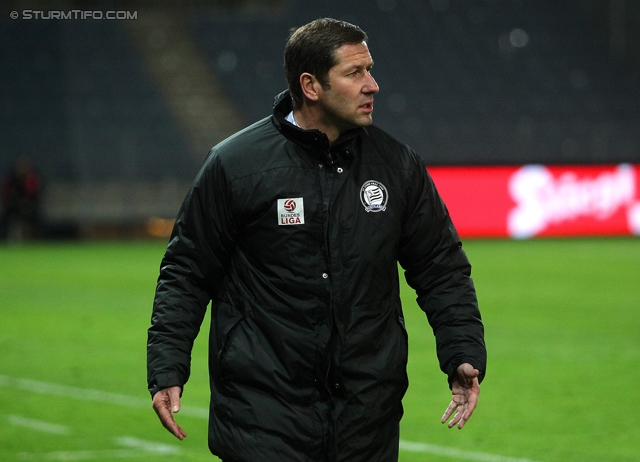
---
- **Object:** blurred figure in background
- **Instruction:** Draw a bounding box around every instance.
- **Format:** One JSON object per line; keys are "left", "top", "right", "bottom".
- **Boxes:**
{"left": 1, "top": 157, "right": 43, "bottom": 241}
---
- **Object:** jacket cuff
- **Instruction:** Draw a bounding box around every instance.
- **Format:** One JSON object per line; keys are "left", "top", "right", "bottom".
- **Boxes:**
{"left": 148, "top": 372, "right": 184, "bottom": 397}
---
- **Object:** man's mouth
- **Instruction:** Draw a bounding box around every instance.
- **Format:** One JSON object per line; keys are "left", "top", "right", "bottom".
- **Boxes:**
{"left": 360, "top": 101, "right": 374, "bottom": 112}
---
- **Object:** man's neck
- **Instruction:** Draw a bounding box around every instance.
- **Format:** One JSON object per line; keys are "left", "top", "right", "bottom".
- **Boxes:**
{"left": 292, "top": 107, "right": 341, "bottom": 144}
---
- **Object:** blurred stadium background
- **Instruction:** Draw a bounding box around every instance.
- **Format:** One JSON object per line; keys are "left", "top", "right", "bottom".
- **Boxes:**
{"left": 2, "top": 0, "right": 640, "bottom": 239}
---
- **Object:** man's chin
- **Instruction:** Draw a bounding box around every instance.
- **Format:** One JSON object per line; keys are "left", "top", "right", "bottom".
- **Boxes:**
{"left": 337, "top": 115, "right": 374, "bottom": 133}
{"left": 355, "top": 115, "right": 374, "bottom": 127}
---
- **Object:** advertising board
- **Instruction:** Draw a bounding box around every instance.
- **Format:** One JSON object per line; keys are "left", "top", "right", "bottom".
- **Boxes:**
{"left": 428, "top": 164, "right": 640, "bottom": 238}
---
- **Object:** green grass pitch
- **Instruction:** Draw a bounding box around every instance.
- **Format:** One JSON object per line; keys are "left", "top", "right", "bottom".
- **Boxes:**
{"left": 1, "top": 238, "right": 638, "bottom": 461}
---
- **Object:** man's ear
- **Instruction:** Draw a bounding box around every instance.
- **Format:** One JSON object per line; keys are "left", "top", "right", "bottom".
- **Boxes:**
{"left": 300, "top": 73, "right": 321, "bottom": 102}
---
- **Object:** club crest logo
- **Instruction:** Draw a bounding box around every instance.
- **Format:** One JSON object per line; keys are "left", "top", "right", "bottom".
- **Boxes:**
{"left": 360, "top": 181, "right": 388, "bottom": 212}
{"left": 277, "top": 197, "right": 305, "bottom": 225}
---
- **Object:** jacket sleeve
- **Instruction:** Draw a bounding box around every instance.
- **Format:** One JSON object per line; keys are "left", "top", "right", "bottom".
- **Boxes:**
{"left": 147, "top": 151, "right": 237, "bottom": 396}
{"left": 398, "top": 154, "right": 486, "bottom": 387}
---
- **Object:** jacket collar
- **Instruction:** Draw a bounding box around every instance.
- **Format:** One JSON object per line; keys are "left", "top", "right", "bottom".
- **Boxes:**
{"left": 271, "top": 90, "right": 361, "bottom": 164}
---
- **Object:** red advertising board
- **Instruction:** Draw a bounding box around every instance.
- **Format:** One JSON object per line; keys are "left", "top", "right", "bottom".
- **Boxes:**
{"left": 428, "top": 164, "right": 640, "bottom": 238}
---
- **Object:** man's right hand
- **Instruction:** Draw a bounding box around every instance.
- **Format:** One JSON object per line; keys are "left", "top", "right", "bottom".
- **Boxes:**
{"left": 152, "top": 386, "right": 187, "bottom": 440}
{"left": 441, "top": 363, "right": 481, "bottom": 429}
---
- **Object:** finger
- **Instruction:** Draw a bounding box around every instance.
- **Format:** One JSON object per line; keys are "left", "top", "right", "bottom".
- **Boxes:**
{"left": 441, "top": 400, "right": 458, "bottom": 424}
{"left": 456, "top": 388, "right": 479, "bottom": 429}
{"left": 153, "top": 390, "right": 187, "bottom": 440}
{"left": 448, "top": 405, "right": 466, "bottom": 429}
{"left": 155, "top": 402, "right": 187, "bottom": 439}
{"left": 465, "top": 387, "right": 479, "bottom": 416}
{"left": 456, "top": 383, "right": 480, "bottom": 429}
{"left": 456, "top": 409, "right": 469, "bottom": 429}
{"left": 443, "top": 404, "right": 465, "bottom": 428}
{"left": 167, "top": 387, "right": 181, "bottom": 414}
{"left": 165, "top": 419, "right": 187, "bottom": 440}
{"left": 455, "top": 365, "right": 479, "bottom": 388}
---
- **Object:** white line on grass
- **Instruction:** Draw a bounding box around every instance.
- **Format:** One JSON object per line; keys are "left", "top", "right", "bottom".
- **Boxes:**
{"left": 18, "top": 436, "right": 181, "bottom": 460}
{"left": 0, "top": 374, "right": 208, "bottom": 418}
{"left": 2, "top": 374, "right": 538, "bottom": 462}
{"left": 18, "top": 449, "right": 150, "bottom": 461}
{"left": 115, "top": 436, "right": 181, "bottom": 455}
{"left": 8, "top": 415, "right": 71, "bottom": 435}
{"left": 399, "top": 440, "right": 541, "bottom": 462}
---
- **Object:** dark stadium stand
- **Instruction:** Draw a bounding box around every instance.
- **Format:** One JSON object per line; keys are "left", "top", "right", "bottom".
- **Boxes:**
{"left": 0, "top": 19, "right": 199, "bottom": 181}
{"left": 1, "top": 0, "right": 639, "bottom": 233}
{"left": 3, "top": 0, "right": 640, "bottom": 182}
{"left": 192, "top": 0, "right": 640, "bottom": 165}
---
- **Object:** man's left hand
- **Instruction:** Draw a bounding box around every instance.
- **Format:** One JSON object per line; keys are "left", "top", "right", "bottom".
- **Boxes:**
{"left": 441, "top": 363, "right": 481, "bottom": 429}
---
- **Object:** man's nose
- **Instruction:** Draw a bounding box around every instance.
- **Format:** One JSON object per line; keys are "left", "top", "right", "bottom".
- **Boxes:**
{"left": 364, "top": 72, "right": 379, "bottom": 94}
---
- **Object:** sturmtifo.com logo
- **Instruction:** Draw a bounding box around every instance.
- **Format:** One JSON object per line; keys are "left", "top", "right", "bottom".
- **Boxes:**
{"left": 9, "top": 10, "right": 137, "bottom": 20}
{"left": 360, "top": 181, "right": 388, "bottom": 212}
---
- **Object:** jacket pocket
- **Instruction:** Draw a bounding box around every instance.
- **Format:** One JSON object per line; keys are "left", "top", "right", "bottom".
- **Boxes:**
{"left": 396, "top": 307, "right": 409, "bottom": 343}
{"left": 393, "top": 302, "right": 410, "bottom": 391}
{"left": 211, "top": 300, "right": 244, "bottom": 382}
{"left": 218, "top": 317, "right": 243, "bottom": 381}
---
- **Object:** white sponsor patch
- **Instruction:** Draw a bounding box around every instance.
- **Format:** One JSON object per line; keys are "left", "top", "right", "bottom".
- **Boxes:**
{"left": 277, "top": 197, "right": 305, "bottom": 225}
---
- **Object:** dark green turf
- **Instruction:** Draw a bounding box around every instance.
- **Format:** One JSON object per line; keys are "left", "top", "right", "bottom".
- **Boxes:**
{"left": 1, "top": 238, "right": 638, "bottom": 461}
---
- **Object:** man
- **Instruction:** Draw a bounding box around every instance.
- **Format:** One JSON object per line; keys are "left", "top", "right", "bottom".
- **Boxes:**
{"left": 148, "top": 17, "right": 486, "bottom": 461}
{"left": 1, "top": 156, "right": 42, "bottom": 241}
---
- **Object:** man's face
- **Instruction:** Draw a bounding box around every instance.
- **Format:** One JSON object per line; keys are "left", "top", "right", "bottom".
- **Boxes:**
{"left": 316, "top": 41, "right": 379, "bottom": 134}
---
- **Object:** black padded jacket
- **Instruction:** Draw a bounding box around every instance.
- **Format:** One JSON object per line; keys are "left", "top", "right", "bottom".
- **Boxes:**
{"left": 148, "top": 90, "right": 486, "bottom": 462}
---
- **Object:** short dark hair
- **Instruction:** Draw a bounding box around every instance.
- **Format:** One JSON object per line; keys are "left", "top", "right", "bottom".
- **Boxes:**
{"left": 284, "top": 18, "right": 368, "bottom": 108}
